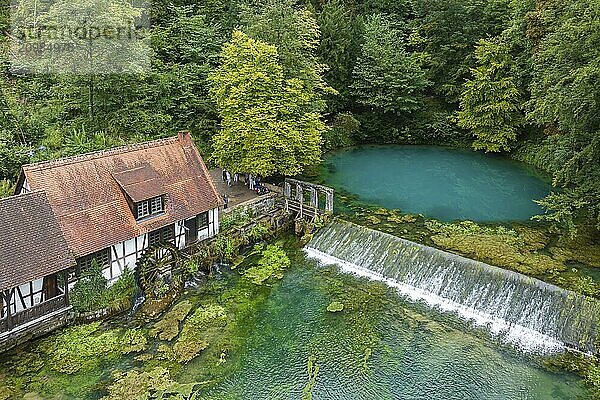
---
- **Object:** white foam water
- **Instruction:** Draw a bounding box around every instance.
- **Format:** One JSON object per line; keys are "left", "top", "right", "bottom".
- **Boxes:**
{"left": 305, "top": 247, "right": 565, "bottom": 353}
{"left": 305, "top": 220, "right": 600, "bottom": 355}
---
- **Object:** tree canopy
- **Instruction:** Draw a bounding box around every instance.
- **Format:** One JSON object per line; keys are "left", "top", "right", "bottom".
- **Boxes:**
{"left": 208, "top": 31, "right": 323, "bottom": 176}
{"left": 457, "top": 38, "right": 523, "bottom": 152}
{"left": 351, "top": 14, "right": 428, "bottom": 115}
{"left": 0, "top": 0, "right": 599, "bottom": 236}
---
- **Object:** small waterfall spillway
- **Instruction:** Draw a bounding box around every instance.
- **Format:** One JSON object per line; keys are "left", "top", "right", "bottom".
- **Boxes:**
{"left": 306, "top": 220, "right": 600, "bottom": 354}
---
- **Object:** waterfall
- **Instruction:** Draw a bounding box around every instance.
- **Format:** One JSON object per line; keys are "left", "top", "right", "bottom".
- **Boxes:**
{"left": 305, "top": 220, "right": 600, "bottom": 354}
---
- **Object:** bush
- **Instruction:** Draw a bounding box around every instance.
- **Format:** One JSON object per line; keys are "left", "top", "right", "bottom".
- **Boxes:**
{"left": 184, "top": 259, "right": 200, "bottom": 277}
{"left": 323, "top": 112, "right": 359, "bottom": 151}
{"left": 220, "top": 207, "right": 253, "bottom": 231}
{"left": 103, "top": 268, "right": 136, "bottom": 312}
{"left": 0, "top": 179, "right": 13, "bottom": 198}
{"left": 248, "top": 222, "right": 270, "bottom": 241}
{"left": 215, "top": 236, "right": 239, "bottom": 262}
{"left": 69, "top": 261, "right": 108, "bottom": 313}
{"left": 70, "top": 262, "right": 136, "bottom": 314}
{"left": 0, "top": 138, "right": 30, "bottom": 181}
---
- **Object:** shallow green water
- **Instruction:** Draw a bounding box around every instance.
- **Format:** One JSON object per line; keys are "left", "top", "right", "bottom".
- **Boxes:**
{"left": 321, "top": 145, "right": 552, "bottom": 222}
{"left": 0, "top": 246, "right": 588, "bottom": 399}
{"left": 195, "top": 258, "right": 586, "bottom": 399}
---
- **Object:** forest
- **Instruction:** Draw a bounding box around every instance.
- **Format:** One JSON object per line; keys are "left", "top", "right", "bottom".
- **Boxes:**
{"left": 0, "top": 0, "right": 599, "bottom": 238}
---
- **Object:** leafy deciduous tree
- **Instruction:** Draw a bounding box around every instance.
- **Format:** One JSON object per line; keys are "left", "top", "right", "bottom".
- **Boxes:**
{"left": 209, "top": 31, "right": 324, "bottom": 176}
{"left": 525, "top": 0, "right": 600, "bottom": 233}
{"left": 316, "top": 0, "right": 363, "bottom": 110}
{"left": 351, "top": 14, "right": 428, "bottom": 115}
{"left": 241, "top": 0, "right": 334, "bottom": 113}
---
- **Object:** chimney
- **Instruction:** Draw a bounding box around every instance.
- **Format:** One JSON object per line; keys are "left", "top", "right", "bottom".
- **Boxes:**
{"left": 177, "top": 130, "right": 192, "bottom": 145}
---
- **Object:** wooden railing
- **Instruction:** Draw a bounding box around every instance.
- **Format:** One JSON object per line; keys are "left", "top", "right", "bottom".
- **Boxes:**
{"left": 0, "top": 295, "right": 69, "bottom": 334}
{"left": 286, "top": 201, "right": 320, "bottom": 219}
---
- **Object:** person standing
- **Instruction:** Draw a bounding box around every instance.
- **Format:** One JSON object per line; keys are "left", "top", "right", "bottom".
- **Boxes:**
{"left": 222, "top": 169, "right": 227, "bottom": 183}
{"left": 223, "top": 194, "right": 229, "bottom": 209}
{"left": 225, "top": 170, "right": 232, "bottom": 187}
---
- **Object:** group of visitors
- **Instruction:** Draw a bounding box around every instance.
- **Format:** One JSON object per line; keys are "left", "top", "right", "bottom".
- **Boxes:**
{"left": 222, "top": 169, "right": 270, "bottom": 195}
{"left": 221, "top": 170, "right": 237, "bottom": 187}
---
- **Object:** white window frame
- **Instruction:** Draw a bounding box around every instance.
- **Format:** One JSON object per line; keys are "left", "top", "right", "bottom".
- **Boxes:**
{"left": 150, "top": 196, "right": 163, "bottom": 214}
{"left": 137, "top": 201, "right": 150, "bottom": 219}
{"left": 137, "top": 196, "right": 164, "bottom": 220}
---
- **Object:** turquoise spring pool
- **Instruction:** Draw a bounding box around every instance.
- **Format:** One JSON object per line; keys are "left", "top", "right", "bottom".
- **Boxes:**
{"left": 320, "top": 145, "right": 553, "bottom": 222}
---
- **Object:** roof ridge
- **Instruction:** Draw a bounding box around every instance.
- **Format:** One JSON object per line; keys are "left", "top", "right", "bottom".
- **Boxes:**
{"left": 0, "top": 189, "right": 46, "bottom": 203}
{"left": 22, "top": 136, "right": 179, "bottom": 172}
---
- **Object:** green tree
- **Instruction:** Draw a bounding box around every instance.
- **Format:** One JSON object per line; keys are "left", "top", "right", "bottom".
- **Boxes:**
{"left": 22, "top": 0, "right": 150, "bottom": 117}
{"left": 209, "top": 31, "right": 324, "bottom": 176}
{"left": 359, "top": 0, "right": 415, "bottom": 19}
{"left": 457, "top": 37, "right": 523, "bottom": 152}
{"left": 525, "top": 0, "right": 600, "bottom": 233}
{"left": 69, "top": 260, "right": 108, "bottom": 313}
{"left": 149, "top": 8, "right": 227, "bottom": 137}
{"left": 351, "top": 14, "right": 428, "bottom": 115}
{"left": 241, "top": 0, "right": 334, "bottom": 113}
{"left": 415, "top": 0, "right": 511, "bottom": 103}
{"left": 316, "top": 0, "right": 363, "bottom": 110}
{"left": 528, "top": 0, "right": 600, "bottom": 135}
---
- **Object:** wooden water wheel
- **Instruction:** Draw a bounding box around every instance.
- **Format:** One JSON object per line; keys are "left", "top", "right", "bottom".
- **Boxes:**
{"left": 136, "top": 243, "right": 182, "bottom": 299}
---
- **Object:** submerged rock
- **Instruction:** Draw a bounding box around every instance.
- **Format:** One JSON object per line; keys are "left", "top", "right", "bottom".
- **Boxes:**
{"left": 150, "top": 301, "right": 193, "bottom": 341}
{"left": 327, "top": 301, "right": 344, "bottom": 312}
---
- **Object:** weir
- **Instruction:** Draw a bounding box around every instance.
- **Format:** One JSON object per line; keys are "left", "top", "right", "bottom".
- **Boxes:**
{"left": 306, "top": 220, "right": 600, "bottom": 354}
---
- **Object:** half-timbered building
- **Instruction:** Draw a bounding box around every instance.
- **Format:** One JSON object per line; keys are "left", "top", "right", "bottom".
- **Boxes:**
{"left": 1, "top": 131, "right": 222, "bottom": 342}
{"left": 16, "top": 131, "right": 223, "bottom": 283}
{"left": 0, "top": 191, "right": 75, "bottom": 335}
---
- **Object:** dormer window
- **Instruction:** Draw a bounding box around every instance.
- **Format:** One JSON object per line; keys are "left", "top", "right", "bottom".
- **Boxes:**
{"left": 150, "top": 196, "right": 163, "bottom": 214}
{"left": 136, "top": 196, "right": 164, "bottom": 220}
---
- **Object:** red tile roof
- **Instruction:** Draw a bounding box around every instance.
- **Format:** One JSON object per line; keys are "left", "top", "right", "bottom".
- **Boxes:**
{"left": 0, "top": 191, "right": 75, "bottom": 291}
{"left": 19, "top": 132, "right": 223, "bottom": 258}
{"left": 112, "top": 163, "right": 165, "bottom": 203}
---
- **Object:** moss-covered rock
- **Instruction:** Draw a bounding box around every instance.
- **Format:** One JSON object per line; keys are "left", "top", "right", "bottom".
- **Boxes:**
{"left": 243, "top": 244, "right": 290, "bottom": 285}
{"left": 36, "top": 322, "right": 122, "bottom": 375}
{"left": 120, "top": 329, "right": 148, "bottom": 354}
{"left": 327, "top": 301, "right": 344, "bottom": 312}
{"left": 515, "top": 226, "right": 551, "bottom": 251}
{"left": 365, "top": 215, "right": 382, "bottom": 225}
{"left": 173, "top": 304, "right": 227, "bottom": 363}
{"left": 550, "top": 231, "right": 600, "bottom": 268}
{"left": 544, "top": 353, "right": 600, "bottom": 400}
{"left": 150, "top": 301, "right": 193, "bottom": 341}
{"left": 430, "top": 233, "right": 565, "bottom": 276}
{"left": 101, "top": 367, "right": 199, "bottom": 400}
{"left": 137, "top": 287, "right": 182, "bottom": 322}
{"left": 0, "top": 385, "right": 13, "bottom": 400}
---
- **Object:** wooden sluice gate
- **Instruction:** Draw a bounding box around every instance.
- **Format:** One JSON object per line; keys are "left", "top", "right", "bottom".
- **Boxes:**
{"left": 283, "top": 178, "right": 334, "bottom": 222}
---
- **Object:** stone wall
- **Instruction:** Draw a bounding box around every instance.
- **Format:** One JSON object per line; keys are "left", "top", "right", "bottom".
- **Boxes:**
{"left": 223, "top": 193, "right": 279, "bottom": 217}
{"left": 0, "top": 307, "right": 73, "bottom": 353}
